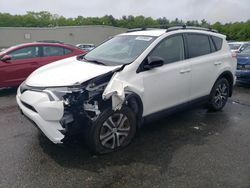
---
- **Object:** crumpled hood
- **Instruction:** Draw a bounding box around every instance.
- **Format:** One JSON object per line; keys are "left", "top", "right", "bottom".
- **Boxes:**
{"left": 26, "top": 56, "right": 121, "bottom": 87}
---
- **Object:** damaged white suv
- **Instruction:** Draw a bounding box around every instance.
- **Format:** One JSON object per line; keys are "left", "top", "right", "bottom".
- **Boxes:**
{"left": 17, "top": 26, "right": 236, "bottom": 153}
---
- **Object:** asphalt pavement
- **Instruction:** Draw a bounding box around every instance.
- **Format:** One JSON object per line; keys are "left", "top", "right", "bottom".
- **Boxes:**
{"left": 0, "top": 84, "right": 250, "bottom": 188}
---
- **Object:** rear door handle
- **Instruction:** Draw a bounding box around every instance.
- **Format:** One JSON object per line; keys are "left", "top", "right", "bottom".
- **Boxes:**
{"left": 214, "top": 61, "right": 222, "bottom": 66}
{"left": 180, "top": 68, "right": 191, "bottom": 74}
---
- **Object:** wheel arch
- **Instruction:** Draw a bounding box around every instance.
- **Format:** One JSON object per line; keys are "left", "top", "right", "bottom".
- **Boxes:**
{"left": 124, "top": 91, "right": 144, "bottom": 127}
{"left": 215, "top": 71, "right": 234, "bottom": 97}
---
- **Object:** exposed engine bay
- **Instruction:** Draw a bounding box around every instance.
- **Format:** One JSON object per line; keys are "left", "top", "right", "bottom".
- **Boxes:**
{"left": 59, "top": 67, "right": 130, "bottom": 138}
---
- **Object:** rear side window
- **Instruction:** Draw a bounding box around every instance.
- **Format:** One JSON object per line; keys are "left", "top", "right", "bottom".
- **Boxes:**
{"left": 186, "top": 34, "right": 211, "bottom": 58}
{"left": 42, "top": 46, "right": 64, "bottom": 57}
{"left": 211, "top": 36, "right": 223, "bottom": 51}
{"left": 64, "top": 48, "right": 73, "bottom": 55}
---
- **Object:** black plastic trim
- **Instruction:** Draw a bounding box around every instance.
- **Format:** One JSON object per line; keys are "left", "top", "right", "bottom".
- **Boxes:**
{"left": 21, "top": 100, "right": 37, "bottom": 113}
{"left": 125, "top": 92, "right": 144, "bottom": 127}
{"left": 142, "top": 95, "right": 209, "bottom": 124}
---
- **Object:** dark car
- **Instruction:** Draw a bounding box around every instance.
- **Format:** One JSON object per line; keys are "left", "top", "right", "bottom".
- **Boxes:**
{"left": 0, "top": 41, "right": 86, "bottom": 87}
{"left": 236, "top": 45, "right": 250, "bottom": 83}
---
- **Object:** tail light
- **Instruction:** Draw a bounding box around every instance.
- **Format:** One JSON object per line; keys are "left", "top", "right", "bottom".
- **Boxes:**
{"left": 231, "top": 52, "right": 237, "bottom": 58}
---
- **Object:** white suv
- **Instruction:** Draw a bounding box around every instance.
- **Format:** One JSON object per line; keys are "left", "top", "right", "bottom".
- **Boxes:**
{"left": 17, "top": 26, "right": 236, "bottom": 153}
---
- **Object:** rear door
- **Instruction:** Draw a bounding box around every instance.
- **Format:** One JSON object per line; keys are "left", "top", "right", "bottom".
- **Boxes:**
{"left": 39, "top": 45, "right": 73, "bottom": 66}
{"left": 0, "top": 45, "right": 41, "bottom": 87}
{"left": 184, "top": 33, "right": 223, "bottom": 100}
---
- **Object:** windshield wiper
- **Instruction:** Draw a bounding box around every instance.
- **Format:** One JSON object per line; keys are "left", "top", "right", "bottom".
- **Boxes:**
{"left": 82, "top": 56, "right": 106, "bottom": 66}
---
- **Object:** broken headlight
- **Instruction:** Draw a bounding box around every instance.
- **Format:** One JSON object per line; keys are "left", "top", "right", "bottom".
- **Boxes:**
{"left": 43, "top": 86, "right": 84, "bottom": 102}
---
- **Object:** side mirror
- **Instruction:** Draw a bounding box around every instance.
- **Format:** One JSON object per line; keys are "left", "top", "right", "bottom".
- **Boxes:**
{"left": 1, "top": 54, "right": 12, "bottom": 62}
{"left": 144, "top": 56, "right": 164, "bottom": 70}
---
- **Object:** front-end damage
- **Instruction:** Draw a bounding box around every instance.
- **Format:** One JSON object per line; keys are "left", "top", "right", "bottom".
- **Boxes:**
{"left": 17, "top": 65, "right": 144, "bottom": 144}
{"left": 59, "top": 71, "right": 112, "bottom": 138}
{"left": 59, "top": 67, "right": 131, "bottom": 140}
{"left": 59, "top": 67, "right": 144, "bottom": 141}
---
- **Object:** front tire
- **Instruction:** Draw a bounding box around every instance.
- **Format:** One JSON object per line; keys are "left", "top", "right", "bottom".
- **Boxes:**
{"left": 208, "top": 78, "right": 230, "bottom": 111}
{"left": 85, "top": 106, "right": 136, "bottom": 154}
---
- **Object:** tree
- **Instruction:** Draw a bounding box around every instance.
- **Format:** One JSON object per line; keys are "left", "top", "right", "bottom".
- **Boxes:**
{"left": 0, "top": 11, "right": 249, "bottom": 41}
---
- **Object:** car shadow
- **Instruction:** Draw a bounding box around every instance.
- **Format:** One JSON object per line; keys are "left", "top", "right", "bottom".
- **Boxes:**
{"left": 0, "top": 87, "right": 17, "bottom": 97}
{"left": 38, "top": 107, "right": 230, "bottom": 173}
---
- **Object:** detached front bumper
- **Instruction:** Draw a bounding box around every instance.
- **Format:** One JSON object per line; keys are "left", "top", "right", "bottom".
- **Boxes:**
{"left": 16, "top": 87, "right": 65, "bottom": 144}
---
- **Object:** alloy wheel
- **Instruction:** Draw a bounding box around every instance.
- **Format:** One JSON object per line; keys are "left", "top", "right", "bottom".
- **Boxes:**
{"left": 99, "top": 113, "right": 130, "bottom": 149}
{"left": 213, "top": 82, "right": 228, "bottom": 108}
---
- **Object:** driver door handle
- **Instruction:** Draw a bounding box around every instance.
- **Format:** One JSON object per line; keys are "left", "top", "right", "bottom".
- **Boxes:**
{"left": 180, "top": 68, "right": 191, "bottom": 74}
{"left": 214, "top": 61, "right": 222, "bottom": 66}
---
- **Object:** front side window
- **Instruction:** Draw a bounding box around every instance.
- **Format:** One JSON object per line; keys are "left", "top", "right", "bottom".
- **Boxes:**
{"left": 8, "top": 46, "right": 39, "bottom": 60}
{"left": 42, "top": 46, "right": 64, "bottom": 57}
{"left": 240, "top": 44, "right": 249, "bottom": 52}
{"left": 186, "top": 34, "right": 211, "bottom": 58}
{"left": 149, "top": 35, "right": 185, "bottom": 64}
{"left": 84, "top": 35, "right": 156, "bottom": 66}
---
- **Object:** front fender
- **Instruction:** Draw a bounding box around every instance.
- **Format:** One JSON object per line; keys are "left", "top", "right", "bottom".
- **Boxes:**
{"left": 103, "top": 77, "right": 144, "bottom": 111}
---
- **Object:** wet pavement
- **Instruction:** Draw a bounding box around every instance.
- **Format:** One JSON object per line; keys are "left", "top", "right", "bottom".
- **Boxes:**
{"left": 0, "top": 84, "right": 250, "bottom": 188}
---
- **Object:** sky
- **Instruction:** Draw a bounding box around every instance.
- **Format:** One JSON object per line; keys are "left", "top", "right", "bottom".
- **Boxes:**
{"left": 0, "top": 0, "right": 249, "bottom": 23}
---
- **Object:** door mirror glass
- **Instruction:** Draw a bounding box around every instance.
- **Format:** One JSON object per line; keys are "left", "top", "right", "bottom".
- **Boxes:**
{"left": 1, "top": 54, "right": 12, "bottom": 62}
{"left": 144, "top": 56, "right": 164, "bottom": 70}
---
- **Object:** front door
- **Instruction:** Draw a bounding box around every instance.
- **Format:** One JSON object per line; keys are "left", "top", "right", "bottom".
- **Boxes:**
{"left": 140, "top": 35, "right": 191, "bottom": 116}
{"left": 0, "top": 46, "right": 41, "bottom": 87}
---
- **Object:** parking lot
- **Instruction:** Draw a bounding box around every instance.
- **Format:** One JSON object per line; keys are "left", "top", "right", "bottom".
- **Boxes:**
{"left": 0, "top": 84, "right": 250, "bottom": 188}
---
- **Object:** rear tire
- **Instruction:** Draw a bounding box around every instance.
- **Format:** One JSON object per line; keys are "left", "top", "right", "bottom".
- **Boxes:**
{"left": 85, "top": 106, "right": 136, "bottom": 154}
{"left": 208, "top": 78, "right": 230, "bottom": 111}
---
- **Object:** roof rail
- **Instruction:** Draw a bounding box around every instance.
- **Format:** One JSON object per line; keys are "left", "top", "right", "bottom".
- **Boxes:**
{"left": 126, "top": 27, "right": 161, "bottom": 33}
{"left": 126, "top": 25, "right": 218, "bottom": 33}
{"left": 35, "top": 40, "right": 64, "bottom": 43}
{"left": 166, "top": 25, "right": 218, "bottom": 33}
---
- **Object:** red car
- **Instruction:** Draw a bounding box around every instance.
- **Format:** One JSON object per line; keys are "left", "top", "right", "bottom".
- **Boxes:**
{"left": 0, "top": 41, "right": 86, "bottom": 87}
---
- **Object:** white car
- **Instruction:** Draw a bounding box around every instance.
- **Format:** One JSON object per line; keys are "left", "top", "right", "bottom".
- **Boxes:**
{"left": 76, "top": 43, "right": 95, "bottom": 52}
{"left": 17, "top": 26, "right": 236, "bottom": 153}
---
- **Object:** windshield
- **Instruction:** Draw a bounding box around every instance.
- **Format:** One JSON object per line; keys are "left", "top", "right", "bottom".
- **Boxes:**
{"left": 241, "top": 45, "right": 250, "bottom": 54}
{"left": 0, "top": 45, "right": 22, "bottom": 56}
{"left": 84, "top": 35, "right": 156, "bottom": 66}
{"left": 229, "top": 43, "right": 241, "bottom": 50}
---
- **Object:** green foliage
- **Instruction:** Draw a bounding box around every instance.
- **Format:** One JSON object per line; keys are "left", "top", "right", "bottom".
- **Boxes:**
{"left": 0, "top": 11, "right": 249, "bottom": 41}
